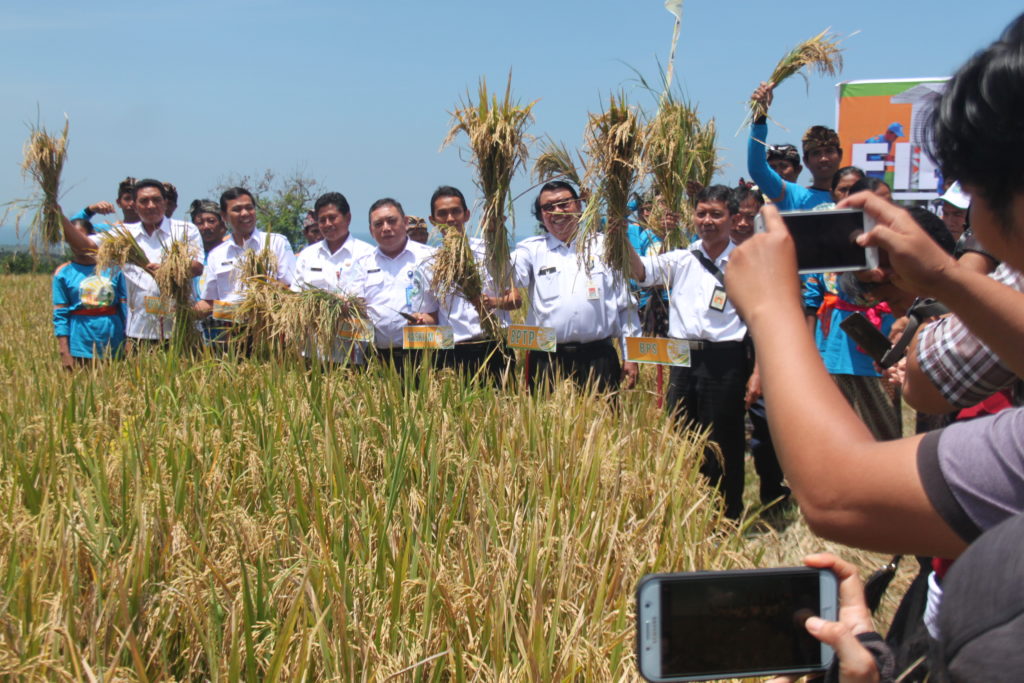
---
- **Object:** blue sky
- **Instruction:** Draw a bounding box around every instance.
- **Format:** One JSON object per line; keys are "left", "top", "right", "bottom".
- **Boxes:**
{"left": 1, "top": 0, "right": 1019, "bottom": 245}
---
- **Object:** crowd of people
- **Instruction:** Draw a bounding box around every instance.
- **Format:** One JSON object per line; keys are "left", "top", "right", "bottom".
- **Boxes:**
{"left": 44, "top": 11, "right": 1024, "bottom": 680}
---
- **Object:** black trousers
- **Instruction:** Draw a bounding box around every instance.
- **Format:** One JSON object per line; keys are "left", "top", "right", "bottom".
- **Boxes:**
{"left": 435, "top": 339, "right": 515, "bottom": 385}
{"left": 666, "top": 341, "right": 749, "bottom": 519}
{"left": 528, "top": 338, "right": 621, "bottom": 394}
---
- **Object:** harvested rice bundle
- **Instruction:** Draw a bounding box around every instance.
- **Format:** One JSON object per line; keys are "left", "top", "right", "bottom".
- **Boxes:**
{"left": 15, "top": 118, "right": 69, "bottom": 253}
{"left": 94, "top": 224, "right": 150, "bottom": 275}
{"left": 233, "top": 234, "right": 285, "bottom": 347}
{"left": 745, "top": 29, "right": 843, "bottom": 124}
{"left": 578, "top": 93, "right": 644, "bottom": 277}
{"left": 274, "top": 287, "right": 368, "bottom": 357}
{"left": 429, "top": 227, "right": 504, "bottom": 342}
{"left": 442, "top": 73, "right": 535, "bottom": 292}
{"left": 155, "top": 238, "right": 202, "bottom": 351}
{"left": 533, "top": 138, "right": 583, "bottom": 187}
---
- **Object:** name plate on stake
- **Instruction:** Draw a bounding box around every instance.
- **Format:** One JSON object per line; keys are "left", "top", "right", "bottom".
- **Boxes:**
{"left": 624, "top": 337, "right": 691, "bottom": 366}
{"left": 337, "top": 320, "right": 374, "bottom": 342}
{"left": 211, "top": 300, "right": 239, "bottom": 322}
{"left": 402, "top": 325, "right": 454, "bottom": 350}
{"left": 144, "top": 296, "right": 174, "bottom": 316}
{"left": 507, "top": 325, "right": 556, "bottom": 352}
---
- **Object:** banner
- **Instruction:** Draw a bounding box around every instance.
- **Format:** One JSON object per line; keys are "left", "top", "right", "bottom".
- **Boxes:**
{"left": 836, "top": 78, "right": 948, "bottom": 201}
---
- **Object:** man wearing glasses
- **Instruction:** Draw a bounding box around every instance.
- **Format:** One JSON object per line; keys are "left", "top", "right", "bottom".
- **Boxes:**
{"left": 512, "top": 181, "right": 640, "bottom": 393}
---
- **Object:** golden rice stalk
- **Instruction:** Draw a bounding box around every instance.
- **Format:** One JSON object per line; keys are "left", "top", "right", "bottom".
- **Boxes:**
{"left": 156, "top": 238, "right": 202, "bottom": 352}
{"left": 274, "top": 287, "right": 369, "bottom": 357}
{"left": 578, "top": 93, "right": 643, "bottom": 277}
{"left": 94, "top": 224, "right": 150, "bottom": 275}
{"left": 429, "top": 227, "right": 504, "bottom": 342}
{"left": 234, "top": 234, "right": 285, "bottom": 349}
{"left": 532, "top": 138, "right": 583, "bottom": 187}
{"left": 16, "top": 118, "right": 69, "bottom": 253}
{"left": 747, "top": 29, "right": 844, "bottom": 122}
{"left": 237, "top": 233, "right": 279, "bottom": 282}
{"left": 442, "top": 73, "right": 535, "bottom": 292}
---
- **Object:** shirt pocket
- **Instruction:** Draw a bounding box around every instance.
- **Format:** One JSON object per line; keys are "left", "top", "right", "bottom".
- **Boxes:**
{"left": 535, "top": 269, "right": 560, "bottom": 301}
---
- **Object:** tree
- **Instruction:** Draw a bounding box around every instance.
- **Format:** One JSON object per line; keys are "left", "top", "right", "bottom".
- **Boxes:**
{"left": 211, "top": 168, "right": 319, "bottom": 249}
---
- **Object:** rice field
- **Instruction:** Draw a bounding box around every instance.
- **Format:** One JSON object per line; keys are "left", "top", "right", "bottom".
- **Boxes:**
{"left": 0, "top": 274, "right": 907, "bottom": 681}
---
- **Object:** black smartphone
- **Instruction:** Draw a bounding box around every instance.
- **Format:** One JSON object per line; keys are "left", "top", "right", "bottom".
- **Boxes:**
{"left": 839, "top": 312, "right": 893, "bottom": 364}
{"left": 636, "top": 568, "right": 838, "bottom": 682}
{"left": 756, "top": 208, "right": 878, "bottom": 274}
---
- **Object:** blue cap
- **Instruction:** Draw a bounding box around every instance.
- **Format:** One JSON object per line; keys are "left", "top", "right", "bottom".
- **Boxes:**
{"left": 887, "top": 122, "right": 906, "bottom": 138}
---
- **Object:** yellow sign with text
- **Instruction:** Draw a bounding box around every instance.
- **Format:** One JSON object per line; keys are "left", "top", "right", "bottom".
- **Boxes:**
{"left": 144, "top": 296, "right": 174, "bottom": 316}
{"left": 625, "top": 337, "right": 691, "bottom": 366}
{"left": 337, "top": 320, "right": 374, "bottom": 342}
{"left": 507, "top": 325, "right": 557, "bottom": 352}
{"left": 402, "top": 325, "right": 454, "bottom": 350}
{"left": 211, "top": 300, "right": 239, "bottom": 322}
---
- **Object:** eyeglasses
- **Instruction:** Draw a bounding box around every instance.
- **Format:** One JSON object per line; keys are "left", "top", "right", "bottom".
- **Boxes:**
{"left": 539, "top": 198, "right": 578, "bottom": 214}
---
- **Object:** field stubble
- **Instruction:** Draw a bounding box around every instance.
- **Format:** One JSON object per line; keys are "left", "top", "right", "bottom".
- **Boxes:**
{"left": 0, "top": 274, "right": 908, "bottom": 681}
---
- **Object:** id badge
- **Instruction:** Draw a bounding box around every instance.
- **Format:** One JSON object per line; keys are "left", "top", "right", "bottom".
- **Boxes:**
{"left": 709, "top": 285, "right": 728, "bottom": 312}
{"left": 586, "top": 278, "right": 601, "bottom": 301}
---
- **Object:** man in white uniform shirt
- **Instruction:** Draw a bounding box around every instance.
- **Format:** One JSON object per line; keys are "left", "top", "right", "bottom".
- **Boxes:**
{"left": 353, "top": 198, "right": 438, "bottom": 372}
{"left": 291, "top": 191, "right": 374, "bottom": 364}
{"left": 629, "top": 185, "right": 751, "bottom": 520}
{"left": 197, "top": 187, "right": 296, "bottom": 317}
{"left": 426, "top": 185, "right": 520, "bottom": 382}
{"left": 513, "top": 181, "right": 640, "bottom": 394}
{"left": 60, "top": 178, "right": 203, "bottom": 346}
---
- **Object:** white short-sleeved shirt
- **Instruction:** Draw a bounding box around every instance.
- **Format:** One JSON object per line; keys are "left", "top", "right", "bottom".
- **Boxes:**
{"left": 420, "top": 236, "right": 512, "bottom": 342}
{"left": 89, "top": 217, "right": 202, "bottom": 340}
{"left": 351, "top": 239, "right": 437, "bottom": 349}
{"left": 512, "top": 232, "right": 639, "bottom": 348}
{"left": 639, "top": 241, "right": 747, "bottom": 343}
{"left": 201, "top": 229, "right": 296, "bottom": 304}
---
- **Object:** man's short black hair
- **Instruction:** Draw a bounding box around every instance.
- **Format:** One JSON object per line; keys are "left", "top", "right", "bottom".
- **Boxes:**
{"left": 314, "top": 192, "right": 351, "bottom": 216}
{"left": 219, "top": 187, "right": 256, "bottom": 213}
{"left": 848, "top": 177, "right": 890, "bottom": 196}
{"left": 831, "top": 166, "right": 866, "bottom": 192}
{"left": 907, "top": 207, "right": 957, "bottom": 255}
{"left": 767, "top": 143, "right": 801, "bottom": 168}
{"left": 695, "top": 184, "right": 738, "bottom": 214}
{"left": 926, "top": 12, "right": 1024, "bottom": 229}
{"left": 133, "top": 178, "right": 167, "bottom": 200}
{"left": 368, "top": 198, "right": 404, "bottom": 222}
{"left": 532, "top": 180, "right": 580, "bottom": 221}
{"left": 732, "top": 185, "right": 765, "bottom": 209}
{"left": 162, "top": 182, "right": 178, "bottom": 204}
{"left": 430, "top": 186, "right": 468, "bottom": 215}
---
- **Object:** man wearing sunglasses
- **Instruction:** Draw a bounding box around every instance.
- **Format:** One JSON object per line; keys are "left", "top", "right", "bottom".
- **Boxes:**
{"left": 512, "top": 181, "right": 639, "bottom": 393}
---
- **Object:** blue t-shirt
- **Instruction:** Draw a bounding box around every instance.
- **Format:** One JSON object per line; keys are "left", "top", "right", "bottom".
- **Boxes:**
{"left": 70, "top": 208, "right": 117, "bottom": 233}
{"left": 748, "top": 122, "right": 832, "bottom": 211}
{"left": 52, "top": 262, "right": 127, "bottom": 358}
{"left": 802, "top": 272, "right": 892, "bottom": 377}
{"left": 627, "top": 222, "right": 670, "bottom": 308}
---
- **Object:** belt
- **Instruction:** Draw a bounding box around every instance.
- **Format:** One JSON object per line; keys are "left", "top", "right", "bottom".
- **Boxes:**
{"left": 71, "top": 305, "right": 118, "bottom": 317}
{"left": 681, "top": 339, "right": 745, "bottom": 351}
{"left": 556, "top": 337, "right": 613, "bottom": 353}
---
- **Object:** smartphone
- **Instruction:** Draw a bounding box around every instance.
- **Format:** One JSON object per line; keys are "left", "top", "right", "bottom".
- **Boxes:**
{"left": 756, "top": 208, "right": 877, "bottom": 274}
{"left": 636, "top": 568, "right": 838, "bottom": 682}
{"left": 839, "top": 312, "right": 893, "bottom": 365}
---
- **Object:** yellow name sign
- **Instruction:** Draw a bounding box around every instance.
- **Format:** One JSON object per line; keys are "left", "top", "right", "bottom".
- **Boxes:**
{"left": 337, "top": 320, "right": 374, "bottom": 342}
{"left": 402, "top": 325, "right": 454, "bottom": 350}
{"left": 211, "top": 300, "right": 239, "bottom": 322}
{"left": 624, "top": 337, "right": 691, "bottom": 366}
{"left": 143, "top": 296, "right": 174, "bottom": 316}
{"left": 507, "top": 325, "right": 556, "bottom": 352}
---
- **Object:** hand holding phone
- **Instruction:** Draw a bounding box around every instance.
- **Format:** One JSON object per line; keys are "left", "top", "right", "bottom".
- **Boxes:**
{"left": 636, "top": 567, "right": 838, "bottom": 681}
{"left": 755, "top": 209, "right": 877, "bottom": 274}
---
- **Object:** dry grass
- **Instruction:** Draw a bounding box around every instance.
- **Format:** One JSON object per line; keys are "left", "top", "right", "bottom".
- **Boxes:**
{"left": 13, "top": 118, "right": 69, "bottom": 253}
{"left": 579, "top": 93, "right": 644, "bottom": 277}
{"left": 747, "top": 29, "right": 844, "bottom": 123}
{"left": 442, "top": 73, "right": 535, "bottom": 292}
{"left": 0, "top": 273, "right": 918, "bottom": 681}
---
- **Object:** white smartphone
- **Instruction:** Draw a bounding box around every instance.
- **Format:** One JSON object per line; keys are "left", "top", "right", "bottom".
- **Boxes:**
{"left": 755, "top": 208, "right": 878, "bottom": 274}
{"left": 636, "top": 567, "right": 838, "bottom": 682}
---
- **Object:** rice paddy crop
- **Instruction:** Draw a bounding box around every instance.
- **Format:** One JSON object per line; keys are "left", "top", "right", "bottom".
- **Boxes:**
{"left": 0, "top": 273, "right": 908, "bottom": 681}
{"left": 745, "top": 29, "right": 844, "bottom": 125}
{"left": 11, "top": 118, "right": 69, "bottom": 254}
{"left": 429, "top": 227, "right": 504, "bottom": 342}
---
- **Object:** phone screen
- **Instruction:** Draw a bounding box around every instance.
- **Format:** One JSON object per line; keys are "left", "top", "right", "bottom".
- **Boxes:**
{"left": 782, "top": 210, "right": 870, "bottom": 273}
{"left": 643, "top": 570, "right": 830, "bottom": 680}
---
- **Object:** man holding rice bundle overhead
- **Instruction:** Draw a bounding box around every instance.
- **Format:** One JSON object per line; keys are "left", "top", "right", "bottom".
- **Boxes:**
{"left": 425, "top": 185, "right": 519, "bottom": 381}
{"left": 747, "top": 82, "right": 841, "bottom": 210}
{"left": 352, "top": 198, "right": 438, "bottom": 371}
{"left": 196, "top": 187, "right": 296, "bottom": 320}
{"left": 512, "top": 181, "right": 639, "bottom": 394}
{"left": 61, "top": 178, "right": 203, "bottom": 346}
{"left": 291, "top": 191, "right": 374, "bottom": 364}
{"left": 70, "top": 176, "right": 139, "bottom": 232}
